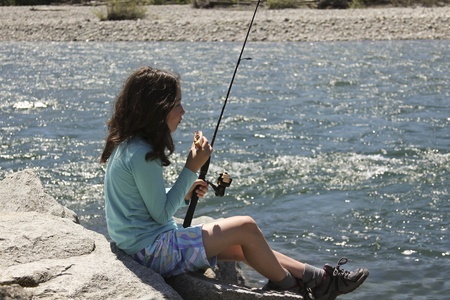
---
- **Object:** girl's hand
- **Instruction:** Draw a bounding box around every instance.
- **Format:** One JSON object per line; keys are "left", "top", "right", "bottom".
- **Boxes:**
{"left": 185, "top": 131, "right": 213, "bottom": 173}
{"left": 185, "top": 179, "right": 209, "bottom": 201}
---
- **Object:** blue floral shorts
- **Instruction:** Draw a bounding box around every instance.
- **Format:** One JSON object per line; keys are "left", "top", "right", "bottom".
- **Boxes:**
{"left": 131, "top": 224, "right": 217, "bottom": 277}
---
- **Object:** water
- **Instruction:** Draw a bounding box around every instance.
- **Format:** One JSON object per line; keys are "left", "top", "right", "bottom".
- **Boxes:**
{"left": 1, "top": 41, "right": 449, "bottom": 299}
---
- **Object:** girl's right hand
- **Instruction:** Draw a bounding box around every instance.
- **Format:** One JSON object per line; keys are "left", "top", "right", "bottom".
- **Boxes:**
{"left": 185, "top": 131, "right": 213, "bottom": 173}
{"left": 185, "top": 179, "right": 209, "bottom": 201}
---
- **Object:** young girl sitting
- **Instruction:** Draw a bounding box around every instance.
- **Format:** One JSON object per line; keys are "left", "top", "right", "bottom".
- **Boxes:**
{"left": 100, "top": 66, "right": 369, "bottom": 299}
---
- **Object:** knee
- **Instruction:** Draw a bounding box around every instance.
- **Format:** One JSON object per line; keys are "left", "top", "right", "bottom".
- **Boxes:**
{"left": 237, "top": 216, "right": 261, "bottom": 235}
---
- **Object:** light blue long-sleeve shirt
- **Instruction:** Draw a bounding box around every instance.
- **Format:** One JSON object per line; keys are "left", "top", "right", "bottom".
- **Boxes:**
{"left": 104, "top": 137, "right": 197, "bottom": 255}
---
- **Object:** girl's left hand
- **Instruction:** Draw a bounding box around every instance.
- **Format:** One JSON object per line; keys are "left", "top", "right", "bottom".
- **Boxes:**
{"left": 186, "top": 179, "right": 209, "bottom": 200}
{"left": 185, "top": 132, "right": 213, "bottom": 173}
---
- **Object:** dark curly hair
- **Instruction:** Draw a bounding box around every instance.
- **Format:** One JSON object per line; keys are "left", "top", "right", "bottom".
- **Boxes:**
{"left": 100, "top": 66, "right": 180, "bottom": 166}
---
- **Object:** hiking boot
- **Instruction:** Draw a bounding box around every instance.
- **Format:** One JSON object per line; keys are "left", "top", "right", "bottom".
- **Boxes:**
{"left": 313, "top": 257, "right": 369, "bottom": 300}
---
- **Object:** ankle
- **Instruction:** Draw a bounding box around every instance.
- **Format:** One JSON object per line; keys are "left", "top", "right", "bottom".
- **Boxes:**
{"left": 302, "top": 263, "right": 326, "bottom": 289}
{"left": 271, "top": 271, "right": 297, "bottom": 290}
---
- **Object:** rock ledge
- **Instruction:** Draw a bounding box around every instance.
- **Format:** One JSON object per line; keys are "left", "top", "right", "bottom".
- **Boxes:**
{"left": 0, "top": 170, "right": 302, "bottom": 299}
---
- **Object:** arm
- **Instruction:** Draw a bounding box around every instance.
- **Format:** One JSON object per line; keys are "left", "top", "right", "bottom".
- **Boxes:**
{"left": 131, "top": 151, "right": 197, "bottom": 225}
{"left": 131, "top": 133, "right": 212, "bottom": 225}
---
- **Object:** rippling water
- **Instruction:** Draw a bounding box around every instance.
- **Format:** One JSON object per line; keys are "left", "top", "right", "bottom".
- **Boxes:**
{"left": 1, "top": 41, "right": 449, "bottom": 299}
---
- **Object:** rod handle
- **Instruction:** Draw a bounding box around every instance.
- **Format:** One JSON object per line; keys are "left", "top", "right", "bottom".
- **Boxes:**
{"left": 183, "top": 158, "right": 210, "bottom": 227}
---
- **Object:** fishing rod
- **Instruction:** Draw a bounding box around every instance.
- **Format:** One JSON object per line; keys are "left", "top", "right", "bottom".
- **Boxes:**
{"left": 183, "top": 0, "right": 261, "bottom": 228}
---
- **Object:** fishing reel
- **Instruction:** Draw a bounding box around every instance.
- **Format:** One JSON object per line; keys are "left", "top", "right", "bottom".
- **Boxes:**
{"left": 207, "top": 172, "right": 232, "bottom": 197}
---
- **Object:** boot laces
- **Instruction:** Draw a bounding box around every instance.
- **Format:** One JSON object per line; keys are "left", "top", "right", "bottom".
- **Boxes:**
{"left": 332, "top": 257, "right": 351, "bottom": 277}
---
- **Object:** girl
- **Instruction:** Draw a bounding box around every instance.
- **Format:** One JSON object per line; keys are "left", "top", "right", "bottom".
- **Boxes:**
{"left": 100, "top": 66, "right": 368, "bottom": 300}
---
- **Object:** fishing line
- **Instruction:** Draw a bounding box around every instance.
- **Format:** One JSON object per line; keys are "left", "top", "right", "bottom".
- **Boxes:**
{"left": 183, "top": 0, "right": 261, "bottom": 228}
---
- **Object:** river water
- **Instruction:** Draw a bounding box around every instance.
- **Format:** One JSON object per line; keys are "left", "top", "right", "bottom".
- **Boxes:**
{"left": 1, "top": 41, "right": 449, "bottom": 299}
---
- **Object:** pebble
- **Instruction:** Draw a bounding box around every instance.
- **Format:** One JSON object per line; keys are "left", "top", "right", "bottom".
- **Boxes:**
{"left": 0, "top": 4, "right": 449, "bottom": 42}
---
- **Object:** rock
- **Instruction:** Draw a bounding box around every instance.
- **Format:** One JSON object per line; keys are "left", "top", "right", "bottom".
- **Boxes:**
{"left": 0, "top": 169, "right": 303, "bottom": 299}
{"left": 166, "top": 272, "right": 303, "bottom": 300}
{"left": 0, "top": 169, "right": 78, "bottom": 223}
{"left": 0, "top": 213, "right": 181, "bottom": 299}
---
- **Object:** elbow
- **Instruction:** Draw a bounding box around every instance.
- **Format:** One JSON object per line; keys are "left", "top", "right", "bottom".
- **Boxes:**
{"left": 152, "top": 212, "right": 173, "bottom": 225}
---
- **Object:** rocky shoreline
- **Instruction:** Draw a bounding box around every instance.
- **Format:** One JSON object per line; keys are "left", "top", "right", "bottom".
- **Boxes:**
{"left": 0, "top": 4, "right": 449, "bottom": 42}
{"left": 0, "top": 170, "right": 304, "bottom": 300}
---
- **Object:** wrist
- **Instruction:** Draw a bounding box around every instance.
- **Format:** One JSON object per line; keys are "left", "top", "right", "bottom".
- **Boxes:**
{"left": 184, "top": 163, "right": 198, "bottom": 174}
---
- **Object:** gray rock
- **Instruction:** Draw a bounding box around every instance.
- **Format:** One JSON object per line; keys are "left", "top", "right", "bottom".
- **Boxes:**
{"left": 0, "top": 169, "right": 78, "bottom": 223}
{"left": 0, "top": 211, "right": 181, "bottom": 299}
{"left": 0, "top": 169, "right": 302, "bottom": 299}
{"left": 166, "top": 271, "right": 303, "bottom": 300}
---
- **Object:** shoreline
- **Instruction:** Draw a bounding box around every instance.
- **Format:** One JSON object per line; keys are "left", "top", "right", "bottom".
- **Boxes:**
{"left": 0, "top": 5, "right": 449, "bottom": 42}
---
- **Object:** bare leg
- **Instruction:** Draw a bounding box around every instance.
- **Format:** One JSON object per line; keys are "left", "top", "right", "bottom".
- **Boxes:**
{"left": 202, "top": 216, "right": 305, "bottom": 281}
{"left": 272, "top": 250, "right": 305, "bottom": 279}
{"left": 217, "top": 246, "right": 306, "bottom": 279}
